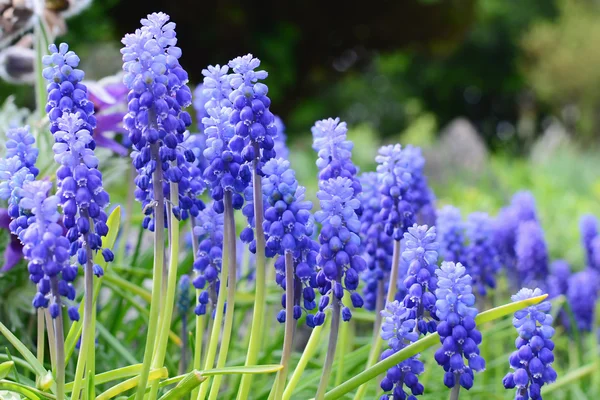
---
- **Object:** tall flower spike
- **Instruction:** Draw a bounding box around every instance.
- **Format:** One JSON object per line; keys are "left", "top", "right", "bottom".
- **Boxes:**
{"left": 515, "top": 221, "right": 549, "bottom": 289}
{"left": 273, "top": 116, "right": 289, "bottom": 160}
{"left": 566, "top": 269, "right": 598, "bottom": 332}
{"left": 503, "top": 288, "right": 556, "bottom": 400}
{"left": 547, "top": 260, "right": 570, "bottom": 300}
{"left": 434, "top": 262, "right": 485, "bottom": 390}
{"left": 359, "top": 172, "right": 394, "bottom": 310}
{"left": 121, "top": 13, "right": 201, "bottom": 229}
{"left": 314, "top": 176, "right": 366, "bottom": 325}
{"left": 192, "top": 205, "right": 224, "bottom": 316}
{"left": 400, "top": 224, "right": 439, "bottom": 334}
{"left": 436, "top": 205, "right": 466, "bottom": 264}
{"left": 4, "top": 126, "right": 39, "bottom": 176}
{"left": 580, "top": 214, "right": 598, "bottom": 269}
{"left": 403, "top": 145, "right": 435, "bottom": 220}
{"left": 379, "top": 301, "right": 424, "bottom": 400}
{"left": 465, "top": 212, "right": 501, "bottom": 297}
{"left": 376, "top": 144, "right": 413, "bottom": 240}
{"left": 19, "top": 180, "right": 79, "bottom": 320}
{"left": 261, "top": 158, "right": 319, "bottom": 323}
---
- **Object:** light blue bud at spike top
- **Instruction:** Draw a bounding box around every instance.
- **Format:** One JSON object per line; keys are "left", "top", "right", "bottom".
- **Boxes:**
{"left": 465, "top": 212, "right": 501, "bottom": 297}
{"left": 436, "top": 205, "right": 466, "bottom": 264}
{"left": 566, "top": 269, "right": 599, "bottom": 332}
{"left": 201, "top": 63, "right": 248, "bottom": 213}
{"left": 400, "top": 224, "right": 439, "bottom": 335}
{"left": 503, "top": 288, "right": 556, "bottom": 400}
{"left": 378, "top": 300, "right": 424, "bottom": 400}
{"left": 515, "top": 220, "right": 549, "bottom": 289}
{"left": 228, "top": 54, "right": 277, "bottom": 169}
{"left": 259, "top": 158, "right": 319, "bottom": 324}
{"left": 359, "top": 172, "right": 394, "bottom": 311}
{"left": 376, "top": 144, "right": 414, "bottom": 241}
{"left": 192, "top": 204, "right": 224, "bottom": 316}
{"left": 313, "top": 176, "right": 366, "bottom": 326}
{"left": 121, "top": 12, "right": 203, "bottom": 230}
{"left": 580, "top": 214, "right": 599, "bottom": 270}
{"left": 19, "top": 180, "right": 80, "bottom": 321}
{"left": 434, "top": 261, "right": 485, "bottom": 390}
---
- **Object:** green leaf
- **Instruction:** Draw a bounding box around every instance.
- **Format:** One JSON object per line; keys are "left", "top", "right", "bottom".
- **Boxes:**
{"left": 0, "top": 380, "right": 56, "bottom": 400}
{"left": 96, "top": 323, "right": 138, "bottom": 365}
{"left": 543, "top": 362, "right": 598, "bottom": 395}
{"left": 0, "top": 361, "right": 14, "bottom": 380}
{"left": 200, "top": 364, "right": 283, "bottom": 376}
{"left": 63, "top": 206, "right": 121, "bottom": 365}
{"left": 96, "top": 367, "right": 168, "bottom": 400}
{"left": 0, "top": 322, "right": 49, "bottom": 380}
{"left": 157, "top": 371, "right": 205, "bottom": 400}
{"left": 324, "top": 294, "right": 548, "bottom": 399}
{"left": 65, "top": 364, "right": 143, "bottom": 392}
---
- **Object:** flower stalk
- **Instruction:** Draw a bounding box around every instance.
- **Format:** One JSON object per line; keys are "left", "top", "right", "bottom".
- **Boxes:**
{"left": 50, "top": 278, "right": 65, "bottom": 400}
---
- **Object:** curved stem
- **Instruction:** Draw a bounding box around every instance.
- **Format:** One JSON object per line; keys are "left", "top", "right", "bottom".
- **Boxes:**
{"left": 149, "top": 178, "right": 181, "bottom": 399}
{"left": 237, "top": 157, "right": 266, "bottom": 400}
{"left": 134, "top": 142, "right": 166, "bottom": 400}
{"left": 196, "top": 192, "right": 233, "bottom": 400}
{"left": 270, "top": 251, "right": 295, "bottom": 399}
{"left": 316, "top": 295, "right": 341, "bottom": 400}
{"left": 50, "top": 278, "right": 65, "bottom": 400}
{"left": 207, "top": 191, "right": 237, "bottom": 400}
{"left": 355, "top": 239, "right": 401, "bottom": 399}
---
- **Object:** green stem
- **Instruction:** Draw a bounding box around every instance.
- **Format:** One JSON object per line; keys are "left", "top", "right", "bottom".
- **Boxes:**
{"left": 98, "top": 368, "right": 168, "bottom": 400}
{"left": 207, "top": 191, "right": 238, "bottom": 400}
{"left": 237, "top": 159, "right": 266, "bottom": 400}
{"left": 49, "top": 278, "right": 65, "bottom": 400}
{"left": 270, "top": 251, "right": 295, "bottom": 399}
{"left": 334, "top": 308, "right": 350, "bottom": 386}
{"left": 316, "top": 294, "right": 341, "bottom": 399}
{"left": 282, "top": 324, "right": 324, "bottom": 400}
{"left": 355, "top": 239, "right": 401, "bottom": 399}
{"left": 134, "top": 142, "right": 166, "bottom": 400}
{"left": 65, "top": 364, "right": 143, "bottom": 391}
{"left": 197, "top": 192, "right": 233, "bottom": 400}
{"left": 159, "top": 371, "right": 205, "bottom": 400}
{"left": 44, "top": 311, "right": 56, "bottom": 372}
{"left": 36, "top": 310, "right": 45, "bottom": 368}
{"left": 190, "top": 308, "right": 205, "bottom": 400}
{"left": 449, "top": 382, "right": 460, "bottom": 400}
{"left": 71, "top": 220, "right": 95, "bottom": 400}
{"left": 148, "top": 179, "right": 181, "bottom": 399}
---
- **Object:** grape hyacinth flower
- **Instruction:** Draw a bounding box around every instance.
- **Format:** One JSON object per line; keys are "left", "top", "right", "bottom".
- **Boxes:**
{"left": 379, "top": 300, "right": 424, "bottom": 400}
{"left": 403, "top": 145, "right": 435, "bottom": 220}
{"left": 273, "top": 115, "right": 289, "bottom": 160}
{"left": 547, "top": 260, "right": 570, "bottom": 300}
{"left": 359, "top": 172, "right": 393, "bottom": 311}
{"left": 121, "top": 12, "right": 201, "bottom": 229}
{"left": 465, "top": 212, "right": 501, "bottom": 297}
{"left": 580, "top": 214, "right": 598, "bottom": 269}
{"left": 260, "top": 158, "right": 319, "bottom": 323}
{"left": 515, "top": 221, "right": 549, "bottom": 289}
{"left": 566, "top": 269, "right": 598, "bottom": 332}
{"left": 192, "top": 205, "right": 224, "bottom": 316}
{"left": 376, "top": 144, "right": 413, "bottom": 240}
{"left": 503, "top": 288, "right": 556, "bottom": 400}
{"left": 400, "top": 224, "right": 439, "bottom": 334}
{"left": 434, "top": 262, "right": 485, "bottom": 391}
{"left": 436, "top": 205, "right": 466, "bottom": 264}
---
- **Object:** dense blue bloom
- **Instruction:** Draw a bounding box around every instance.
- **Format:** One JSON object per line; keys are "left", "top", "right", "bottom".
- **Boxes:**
{"left": 547, "top": 260, "right": 570, "bottom": 300}
{"left": 4, "top": 126, "right": 39, "bottom": 177}
{"left": 379, "top": 300, "right": 424, "bottom": 400}
{"left": 400, "top": 224, "right": 439, "bottom": 334}
{"left": 359, "top": 172, "right": 394, "bottom": 310}
{"left": 580, "top": 214, "right": 598, "bottom": 269}
{"left": 228, "top": 54, "right": 277, "bottom": 169}
{"left": 121, "top": 13, "right": 201, "bottom": 229}
{"left": 566, "top": 269, "right": 598, "bottom": 332}
{"left": 434, "top": 262, "right": 485, "bottom": 390}
{"left": 192, "top": 84, "right": 210, "bottom": 131}
{"left": 192, "top": 205, "right": 223, "bottom": 316}
{"left": 376, "top": 144, "right": 413, "bottom": 240}
{"left": 403, "top": 145, "right": 435, "bottom": 220}
{"left": 314, "top": 177, "right": 366, "bottom": 325}
{"left": 515, "top": 221, "right": 549, "bottom": 289}
{"left": 19, "top": 180, "right": 79, "bottom": 320}
{"left": 503, "top": 288, "right": 556, "bottom": 400}
{"left": 260, "top": 158, "right": 319, "bottom": 323}
{"left": 273, "top": 116, "right": 289, "bottom": 160}
{"left": 465, "top": 212, "right": 501, "bottom": 296}
{"left": 436, "top": 205, "right": 466, "bottom": 264}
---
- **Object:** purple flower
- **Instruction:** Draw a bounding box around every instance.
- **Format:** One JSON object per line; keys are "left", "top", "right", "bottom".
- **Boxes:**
{"left": 503, "top": 288, "right": 556, "bottom": 400}
{"left": 403, "top": 145, "right": 435, "bottom": 221}
{"left": 465, "top": 212, "right": 501, "bottom": 296}
{"left": 566, "top": 269, "right": 598, "bottom": 332}
{"left": 434, "top": 262, "right": 485, "bottom": 390}
{"left": 515, "top": 221, "right": 549, "bottom": 289}
{"left": 580, "top": 214, "right": 598, "bottom": 270}
{"left": 273, "top": 116, "right": 289, "bottom": 160}
{"left": 0, "top": 208, "right": 23, "bottom": 271}
{"left": 436, "top": 205, "right": 466, "bottom": 264}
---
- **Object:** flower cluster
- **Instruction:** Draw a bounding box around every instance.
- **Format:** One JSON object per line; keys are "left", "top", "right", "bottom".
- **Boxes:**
{"left": 547, "top": 260, "right": 570, "bottom": 300}
{"left": 19, "top": 180, "right": 79, "bottom": 320}
{"left": 273, "top": 116, "right": 289, "bottom": 160}
{"left": 314, "top": 177, "right": 366, "bottom": 325}
{"left": 580, "top": 214, "right": 599, "bottom": 269}
{"left": 465, "top": 212, "right": 500, "bottom": 296}
{"left": 376, "top": 144, "right": 413, "bottom": 240}
{"left": 259, "top": 158, "right": 319, "bottom": 322}
{"left": 121, "top": 13, "right": 203, "bottom": 229}
{"left": 192, "top": 205, "right": 224, "bottom": 316}
{"left": 515, "top": 221, "right": 549, "bottom": 289}
{"left": 379, "top": 300, "right": 424, "bottom": 400}
{"left": 566, "top": 269, "right": 598, "bottom": 332}
{"left": 503, "top": 288, "right": 556, "bottom": 400}
{"left": 436, "top": 205, "right": 466, "bottom": 264}
{"left": 434, "top": 262, "right": 485, "bottom": 390}
{"left": 403, "top": 145, "right": 435, "bottom": 220}
{"left": 400, "top": 224, "right": 439, "bottom": 334}
{"left": 359, "top": 172, "right": 394, "bottom": 310}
